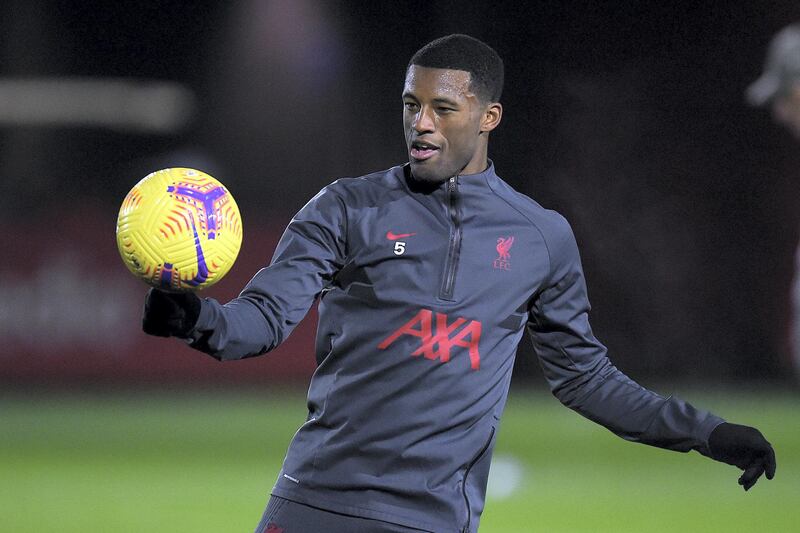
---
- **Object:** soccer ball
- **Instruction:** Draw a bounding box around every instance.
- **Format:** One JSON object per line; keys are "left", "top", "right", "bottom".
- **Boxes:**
{"left": 116, "top": 168, "right": 243, "bottom": 291}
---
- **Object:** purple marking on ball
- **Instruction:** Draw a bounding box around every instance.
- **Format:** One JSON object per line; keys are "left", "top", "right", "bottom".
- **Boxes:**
{"left": 159, "top": 263, "right": 174, "bottom": 289}
{"left": 167, "top": 184, "right": 226, "bottom": 236}
{"left": 186, "top": 217, "right": 210, "bottom": 287}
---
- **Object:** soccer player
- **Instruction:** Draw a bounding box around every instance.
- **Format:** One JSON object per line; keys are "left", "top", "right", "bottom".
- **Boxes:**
{"left": 748, "top": 23, "right": 800, "bottom": 377}
{"left": 144, "top": 35, "right": 776, "bottom": 532}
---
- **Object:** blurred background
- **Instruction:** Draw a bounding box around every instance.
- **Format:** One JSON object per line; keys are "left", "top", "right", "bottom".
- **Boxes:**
{"left": 2, "top": 1, "right": 799, "bottom": 531}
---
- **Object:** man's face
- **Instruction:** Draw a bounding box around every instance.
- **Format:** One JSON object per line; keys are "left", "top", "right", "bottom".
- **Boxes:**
{"left": 402, "top": 66, "right": 486, "bottom": 182}
{"left": 772, "top": 84, "right": 800, "bottom": 140}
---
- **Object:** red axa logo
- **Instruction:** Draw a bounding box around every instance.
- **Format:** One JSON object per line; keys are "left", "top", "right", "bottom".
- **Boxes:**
{"left": 378, "top": 308, "right": 482, "bottom": 370}
{"left": 264, "top": 523, "right": 284, "bottom": 533}
{"left": 493, "top": 236, "right": 514, "bottom": 270}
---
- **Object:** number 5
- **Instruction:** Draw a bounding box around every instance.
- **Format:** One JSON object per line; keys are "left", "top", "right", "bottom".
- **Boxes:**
{"left": 394, "top": 241, "right": 406, "bottom": 255}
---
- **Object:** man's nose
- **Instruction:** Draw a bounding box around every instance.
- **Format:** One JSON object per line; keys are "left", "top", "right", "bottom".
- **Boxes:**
{"left": 413, "top": 106, "right": 435, "bottom": 134}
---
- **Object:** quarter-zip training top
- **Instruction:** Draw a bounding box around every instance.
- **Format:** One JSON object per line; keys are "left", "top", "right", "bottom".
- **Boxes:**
{"left": 187, "top": 162, "right": 724, "bottom": 533}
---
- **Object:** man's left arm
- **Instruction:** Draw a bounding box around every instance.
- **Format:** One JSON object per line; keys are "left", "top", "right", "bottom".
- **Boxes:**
{"left": 527, "top": 215, "right": 776, "bottom": 490}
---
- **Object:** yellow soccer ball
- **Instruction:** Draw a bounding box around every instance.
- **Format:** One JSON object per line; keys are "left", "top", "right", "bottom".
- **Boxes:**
{"left": 116, "top": 168, "right": 242, "bottom": 291}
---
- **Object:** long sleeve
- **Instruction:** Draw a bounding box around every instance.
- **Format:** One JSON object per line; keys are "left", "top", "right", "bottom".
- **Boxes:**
{"left": 527, "top": 216, "right": 723, "bottom": 455}
{"left": 187, "top": 184, "right": 348, "bottom": 360}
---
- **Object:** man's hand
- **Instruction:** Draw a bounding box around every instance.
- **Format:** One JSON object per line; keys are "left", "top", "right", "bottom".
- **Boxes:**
{"left": 708, "top": 422, "right": 776, "bottom": 490}
{"left": 142, "top": 288, "right": 201, "bottom": 338}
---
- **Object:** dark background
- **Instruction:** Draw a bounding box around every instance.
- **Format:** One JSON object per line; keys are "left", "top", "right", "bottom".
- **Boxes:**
{"left": 2, "top": 0, "right": 799, "bottom": 387}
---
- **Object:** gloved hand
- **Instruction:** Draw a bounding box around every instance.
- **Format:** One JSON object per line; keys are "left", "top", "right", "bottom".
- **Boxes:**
{"left": 708, "top": 422, "right": 776, "bottom": 491}
{"left": 142, "top": 288, "right": 201, "bottom": 338}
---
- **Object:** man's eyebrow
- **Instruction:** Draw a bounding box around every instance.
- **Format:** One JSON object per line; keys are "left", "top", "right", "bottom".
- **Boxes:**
{"left": 401, "top": 93, "right": 460, "bottom": 107}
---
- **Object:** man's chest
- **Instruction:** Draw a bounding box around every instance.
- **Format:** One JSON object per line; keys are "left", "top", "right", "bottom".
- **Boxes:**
{"left": 342, "top": 195, "right": 550, "bottom": 310}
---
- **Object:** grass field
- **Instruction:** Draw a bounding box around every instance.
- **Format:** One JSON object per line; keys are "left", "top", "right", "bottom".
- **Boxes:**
{"left": 1, "top": 388, "right": 798, "bottom": 532}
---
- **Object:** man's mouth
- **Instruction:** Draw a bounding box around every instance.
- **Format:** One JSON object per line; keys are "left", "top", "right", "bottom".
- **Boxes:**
{"left": 410, "top": 140, "right": 440, "bottom": 161}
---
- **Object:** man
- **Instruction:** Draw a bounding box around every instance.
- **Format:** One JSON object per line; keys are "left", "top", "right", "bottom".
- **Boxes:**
{"left": 145, "top": 35, "right": 776, "bottom": 532}
{"left": 748, "top": 23, "right": 800, "bottom": 377}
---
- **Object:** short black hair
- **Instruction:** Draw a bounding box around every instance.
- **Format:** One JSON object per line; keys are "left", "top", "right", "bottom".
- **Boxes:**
{"left": 408, "top": 34, "right": 504, "bottom": 103}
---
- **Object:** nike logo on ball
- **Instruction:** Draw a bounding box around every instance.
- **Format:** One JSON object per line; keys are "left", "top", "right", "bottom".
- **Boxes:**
{"left": 386, "top": 231, "right": 417, "bottom": 240}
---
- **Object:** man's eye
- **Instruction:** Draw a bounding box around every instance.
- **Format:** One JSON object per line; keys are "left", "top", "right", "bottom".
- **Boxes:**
{"left": 437, "top": 107, "right": 455, "bottom": 114}
{"left": 404, "top": 102, "right": 418, "bottom": 110}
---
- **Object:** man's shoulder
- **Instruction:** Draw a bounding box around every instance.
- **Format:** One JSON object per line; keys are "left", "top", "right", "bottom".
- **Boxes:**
{"left": 489, "top": 174, "right": 579, "bottom": 270}
{"left": 326, "top": 165, "right": 404, "bottom": 195}
{"left": 489, "top": 174, "right": 571, "bottom": 240}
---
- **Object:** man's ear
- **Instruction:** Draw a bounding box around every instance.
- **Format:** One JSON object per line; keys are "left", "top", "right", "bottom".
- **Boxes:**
{"left": 480, "top": 102, "right": 502, "bottom": 133}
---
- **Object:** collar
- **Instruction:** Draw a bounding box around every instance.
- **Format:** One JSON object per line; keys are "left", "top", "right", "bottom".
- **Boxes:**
{"left": 399, "top": 159, "right": 499, "bottom": 193}
{"left": 458, "top": 159, "right": 498, "bottom": 187}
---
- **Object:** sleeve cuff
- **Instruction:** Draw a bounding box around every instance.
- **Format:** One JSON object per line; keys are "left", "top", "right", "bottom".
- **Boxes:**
{"left": 696, "top": 416, "right": 726, "bottom": 457}
{"left": 180, "top": 297, "right": 213, "bottom": 343}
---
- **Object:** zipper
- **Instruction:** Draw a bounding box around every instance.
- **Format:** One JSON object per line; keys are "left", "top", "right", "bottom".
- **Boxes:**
{"left": 461, "top": 426, "right": 495, "bottom": 533}
{"left": 439, "top": 176, "right": 461, "bottom": 300}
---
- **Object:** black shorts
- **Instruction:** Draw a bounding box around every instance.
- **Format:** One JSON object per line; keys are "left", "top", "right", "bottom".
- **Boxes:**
{"left": 254, "top": 495, "right": 432, "bottom": 533}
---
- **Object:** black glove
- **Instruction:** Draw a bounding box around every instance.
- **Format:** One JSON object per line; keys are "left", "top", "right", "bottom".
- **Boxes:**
{"left": 142, "top": 288, "right": 201, "bottom": 338}
{"left": 708, "top": 422, "right": 776, "bottom": 491}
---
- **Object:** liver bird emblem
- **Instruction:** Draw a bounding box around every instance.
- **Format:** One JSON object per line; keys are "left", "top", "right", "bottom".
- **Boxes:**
{"left": 496, "top": 236, "right": 514, "bottom": 261}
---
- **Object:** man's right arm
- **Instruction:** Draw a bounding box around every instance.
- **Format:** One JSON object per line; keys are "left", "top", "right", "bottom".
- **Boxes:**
{"left": 142, "top": 183, "right": 348, "bottom": 361}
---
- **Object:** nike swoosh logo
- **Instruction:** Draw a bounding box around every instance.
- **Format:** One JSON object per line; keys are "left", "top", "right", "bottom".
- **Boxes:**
{"left": 386, "top": 231, "right": 417, "bottom": 240}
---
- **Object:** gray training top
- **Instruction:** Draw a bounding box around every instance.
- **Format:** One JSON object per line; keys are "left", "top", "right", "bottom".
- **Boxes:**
{"left": 187, "top": 162, "right": 724, "bottom": 533}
